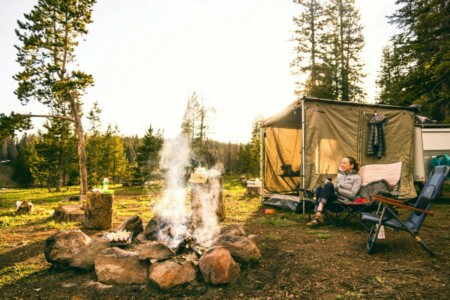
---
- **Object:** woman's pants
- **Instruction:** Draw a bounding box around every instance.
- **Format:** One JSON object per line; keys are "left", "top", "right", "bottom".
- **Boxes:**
{"left": 314, "top": 182, "right": 337, "bottom": 212}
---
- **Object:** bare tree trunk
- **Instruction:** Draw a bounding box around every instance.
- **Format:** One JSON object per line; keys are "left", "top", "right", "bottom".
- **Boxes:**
{"left": 310, "top": 0, "right": 317, "bottom": 89}
{"left": 76, "top": 120, "right": 88, "bottom": 195}
{"left": 70, "top": 93, "right": 88, "bottom": 195}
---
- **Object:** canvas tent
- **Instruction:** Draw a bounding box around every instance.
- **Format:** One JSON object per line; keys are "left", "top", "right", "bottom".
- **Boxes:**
{"left": 261, "top": 97, "right": 418, "bottom": 210}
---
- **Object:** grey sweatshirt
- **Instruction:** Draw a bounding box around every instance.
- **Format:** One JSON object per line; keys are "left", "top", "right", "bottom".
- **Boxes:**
{"left": 335, "top": 170, "right": 362, "bottom": 201}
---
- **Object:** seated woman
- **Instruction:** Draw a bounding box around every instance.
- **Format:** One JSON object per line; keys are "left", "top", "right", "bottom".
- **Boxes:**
{"left": 307, "top": 156, "right": 362, "bottom": 227}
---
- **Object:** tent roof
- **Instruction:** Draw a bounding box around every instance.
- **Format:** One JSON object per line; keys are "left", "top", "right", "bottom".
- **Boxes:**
{"left": 261, "top": 97, "right": 418, "bottom": 128}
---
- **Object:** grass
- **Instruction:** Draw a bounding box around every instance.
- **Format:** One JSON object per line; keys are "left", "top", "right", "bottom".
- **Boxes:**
{"left": 306, "top": 229, "right": 332, "bottom": 239}
{"left": 0, "top": 256, "right": 48, "bottom": 288}
{"left": 249, "top": 212, "right": 304, "bottom": 227}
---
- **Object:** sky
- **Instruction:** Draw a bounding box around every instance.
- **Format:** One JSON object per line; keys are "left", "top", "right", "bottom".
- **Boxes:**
{"left": 0, "top": 0, "right": 399, "bottom": 143}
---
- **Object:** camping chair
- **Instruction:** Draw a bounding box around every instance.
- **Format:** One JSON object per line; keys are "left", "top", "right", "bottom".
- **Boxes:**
{"left": 326, "top": 162, "right": 403, "bottom": 231}
{"left": 362, "top": 165, "right": 449, "bottom": 256}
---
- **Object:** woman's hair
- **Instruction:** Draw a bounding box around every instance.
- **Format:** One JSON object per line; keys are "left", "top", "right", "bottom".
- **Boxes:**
{"left": 345, "top": 156, "right": 359, "bottom": 172}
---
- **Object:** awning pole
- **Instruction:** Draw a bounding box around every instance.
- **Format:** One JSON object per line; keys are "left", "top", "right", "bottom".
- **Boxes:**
{"left": 260, "top": 125, "right": 265, "bottom": 201}
{"left": 301, "top": 97, "right": 306, "bottom": 213}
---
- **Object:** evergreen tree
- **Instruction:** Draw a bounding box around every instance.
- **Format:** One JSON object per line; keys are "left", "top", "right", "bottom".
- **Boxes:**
{"left": 322, "top": 0, "right": 366, "bottom": 101}
{"left": 378, "top": 0, "right": 449, "bottom": 122}
{"left": 12, "top": 0, "right": 96, "bottom": 194}
{"left": 292, "top": 0, "right": 326, "bottom": 96}
{"left": 248, "top": 116, "right": 262, "bottom": 177}
{"left": 34, "top": 116, "right": 78, "bottom": 191}
{"left": 136, "top": 125, "right": 164, "bottom": 182}
{"left": 292, "top": 0, "right": 365, "bottom": 101}
{"left": 376, "top": 45, "right": 404, "bottom": 104}
{"left": 99, "top": 125, "right": 129, "bottom": 185}
{"left": 122, "top": 135, "right": 141, "bottom": 185}
{"left": 86, "top": 102, "right": 102, "bottom": 187}
{"left": 12, "top": 135, "right": 37, "bottom": 187}
{"left": 237, "top": 144, "right": 252, "bottom": 175}
{"left": 122, "top": 135, "right": 140, "bottom": 165}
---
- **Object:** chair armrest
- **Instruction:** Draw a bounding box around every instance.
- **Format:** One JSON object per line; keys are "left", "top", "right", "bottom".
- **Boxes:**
{"left": 377, "top": 190, "right": 399, "bottom": 199}
{"left": 370, "top": 194, "right": 434, "bottom": 216}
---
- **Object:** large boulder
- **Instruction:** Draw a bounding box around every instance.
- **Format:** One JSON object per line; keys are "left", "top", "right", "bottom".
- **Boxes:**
{"left": 199, "top": 246, "right": 240, "bottom": 285}
{"left": 44, "top": 229, "right": 91, "bottom": 269}
{"left": 137, "top": 241, "right": 175, "bottom": 262}
{"left": 212, "top": 235, "right": 261, "bottom": 264}
{"left": 70, "top": 237, "right": 111, "bottom": 271}
{"left": 148, "top": 260, "right": 197, "bottom": 290}
{"left": 95, "top": 247, "right": 149, "bottom": 285}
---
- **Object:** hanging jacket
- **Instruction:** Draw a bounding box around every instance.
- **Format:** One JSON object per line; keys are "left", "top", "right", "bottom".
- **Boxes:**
{"left": 367, "top": 114, "right": 387, "bottom": 158}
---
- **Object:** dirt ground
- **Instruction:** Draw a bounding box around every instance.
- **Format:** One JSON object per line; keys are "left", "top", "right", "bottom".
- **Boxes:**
{"left": 1, "top": 192, "right": 449, "bottom": 300}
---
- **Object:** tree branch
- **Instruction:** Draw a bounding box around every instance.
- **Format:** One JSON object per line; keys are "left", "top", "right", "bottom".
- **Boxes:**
{"left": 23, "top": 114, "right": 75, "bottom": 123}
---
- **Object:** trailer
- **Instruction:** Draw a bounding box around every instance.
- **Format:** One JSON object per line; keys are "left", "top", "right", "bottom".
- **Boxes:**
{"left": 413, "top": 124, "right": 450, "bottom": 185}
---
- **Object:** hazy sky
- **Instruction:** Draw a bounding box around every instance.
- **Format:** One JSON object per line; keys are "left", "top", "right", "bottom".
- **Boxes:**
{"left": 0, "top": 0, "right": 399, "bottom": 143}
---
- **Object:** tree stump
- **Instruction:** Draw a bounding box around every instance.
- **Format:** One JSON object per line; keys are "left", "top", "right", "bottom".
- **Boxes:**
{"left": 53, "top": 204, "right": 84, "bottom": 222}
{"left": 190, "top": 176, "right": 225, "bottom": 227}
{"left": 84, "top": 192, "right": 114, "bottom": 229}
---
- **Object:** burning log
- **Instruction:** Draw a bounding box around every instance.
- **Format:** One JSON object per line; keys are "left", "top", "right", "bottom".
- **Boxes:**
{"left": 179, "top": 231, "right": 206, "bottom": 257}
{"left": 143, "top": 215, "right": 190, "bottom": 252}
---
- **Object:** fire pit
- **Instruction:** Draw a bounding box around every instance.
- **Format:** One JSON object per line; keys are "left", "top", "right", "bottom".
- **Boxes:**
{"left": 44, "top": 137, "right": 261, "bottom": 289}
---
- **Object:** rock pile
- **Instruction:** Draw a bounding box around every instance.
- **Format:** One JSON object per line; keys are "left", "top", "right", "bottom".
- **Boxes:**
{"left": 44, "top": 216, "right": 261, "bottom": 290}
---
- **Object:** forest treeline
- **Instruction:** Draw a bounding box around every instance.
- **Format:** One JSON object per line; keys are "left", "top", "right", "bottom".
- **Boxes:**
{"left": 0, "top": 94, "right": 262, "bottom": 189}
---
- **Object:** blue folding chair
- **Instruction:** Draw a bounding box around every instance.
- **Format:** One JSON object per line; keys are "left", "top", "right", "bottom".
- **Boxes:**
{"left": 361, "top": 165, "right": 449, "bottom": 256}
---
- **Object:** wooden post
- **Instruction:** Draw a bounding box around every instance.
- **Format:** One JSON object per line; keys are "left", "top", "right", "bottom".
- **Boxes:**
{"left": 84, "top": 192, "right": 113, "bottom": 229}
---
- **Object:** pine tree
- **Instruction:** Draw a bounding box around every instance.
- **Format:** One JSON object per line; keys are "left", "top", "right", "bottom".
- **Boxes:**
{"left": 376, "top": 45, "right": 404, "bottom": 104}
{"left": 12, "top": 135, "right": 37, "bottom": 188}
{"left": 99, "top": 125, "right": 129, "bottom": 185}
{"left": 292, "top": 0, "right": 366, "bottom": 101}
{"left": 12, "top": 0, "right": 96, "bottom": 194}
{"left": 136, "top": 125, "right": 164, "bottom": 182}
{"left": 249, "top": 116, "right": 262, "bottom": 177}
{"left": 237, "top": 144, "right": 251, "bottom": 175}
{"left": 322, "top": 0, "right": 366, "bottom": 101}
{"left": 292, "top": 0, "right": 326, "bottom": 96}
{"left": 379, "top": 0, "right": 449, "bottom": 122}
{"left": 34, "top": 117, "right": 78, "bottom": 191}
{"left": 86, "top": 102, "right": 102, "bottom": 187}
